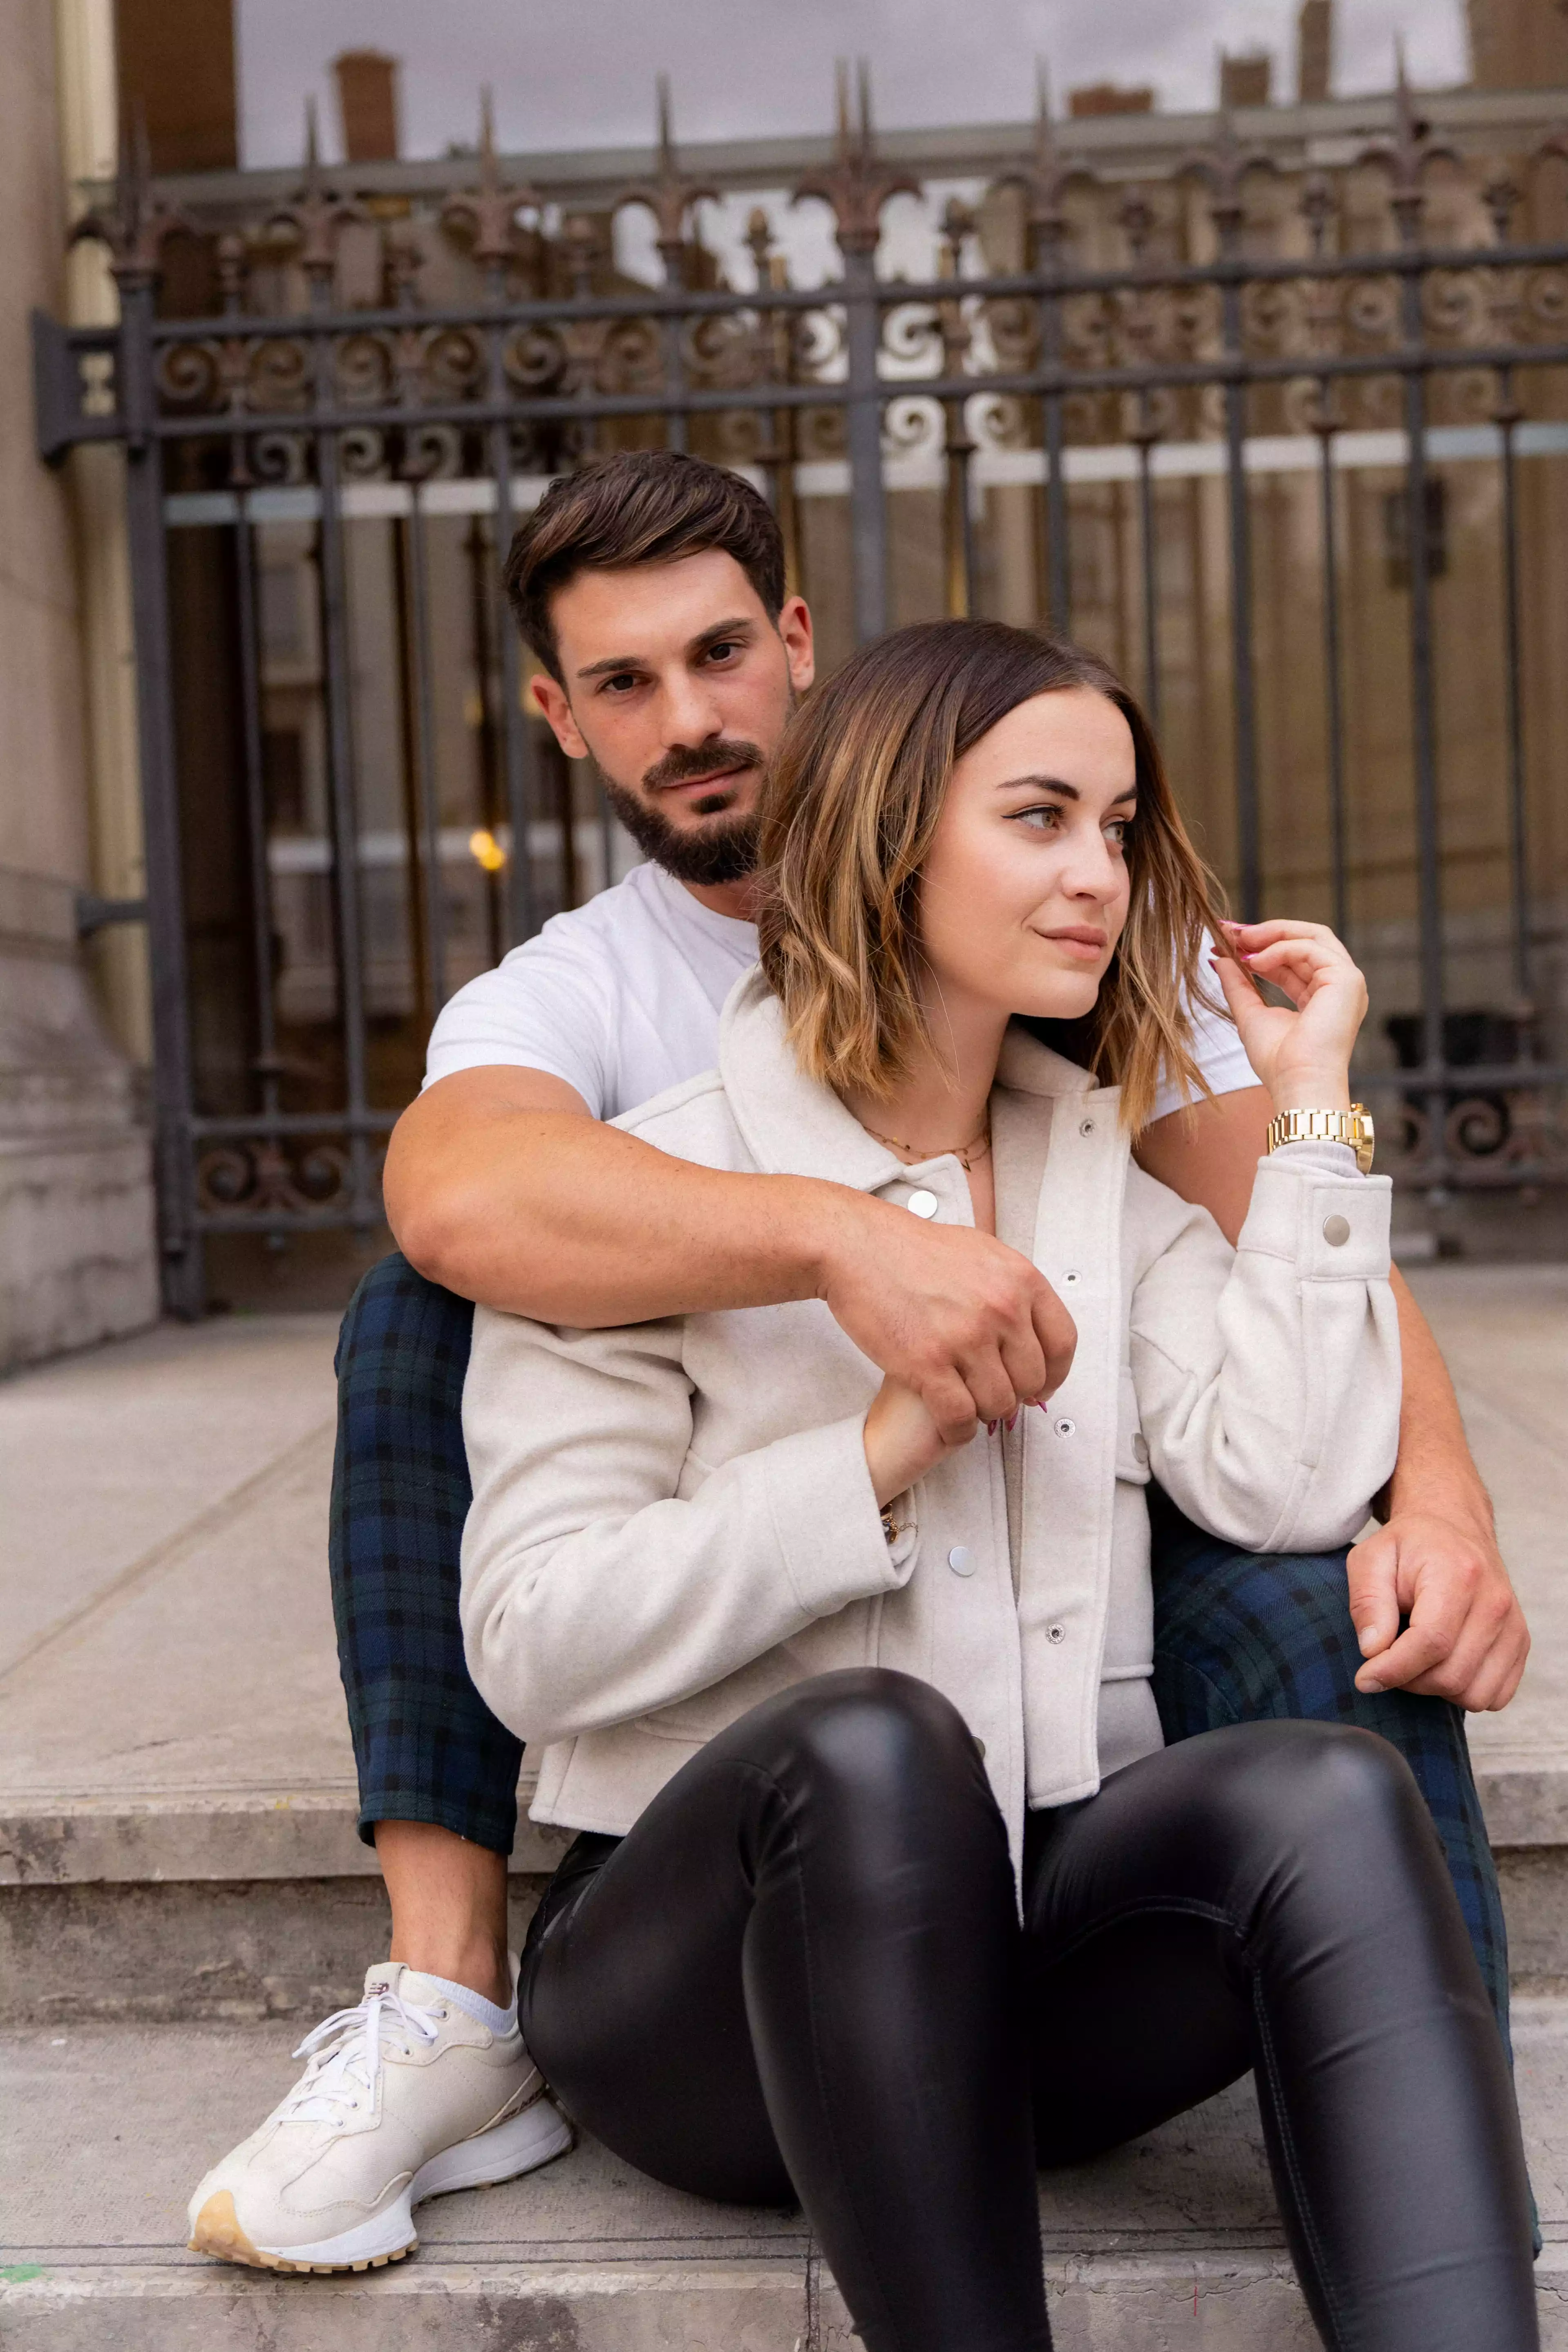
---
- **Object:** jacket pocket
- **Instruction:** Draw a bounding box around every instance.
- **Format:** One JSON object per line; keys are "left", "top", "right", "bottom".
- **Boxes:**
{"left": 1114, "top": 1365, "right": 1152, "bottom": 1485}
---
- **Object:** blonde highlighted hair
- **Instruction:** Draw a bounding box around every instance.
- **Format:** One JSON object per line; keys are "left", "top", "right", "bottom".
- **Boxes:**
{"left": 756, "top": 619, "right": 1231, "bottom": 1132}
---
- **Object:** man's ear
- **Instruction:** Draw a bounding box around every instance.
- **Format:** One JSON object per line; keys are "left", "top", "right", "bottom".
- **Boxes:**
{"left": 778, "top": 595, "right": 815, "bottom": 694}
{"left": 531, "top": 672, "right": 590, "bottom": 761}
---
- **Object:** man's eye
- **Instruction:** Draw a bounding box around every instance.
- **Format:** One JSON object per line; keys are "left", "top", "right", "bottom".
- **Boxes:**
{"left": 599, "top": 672, "right": 640, "bottom": 696}
{"left": 704, "top": 641, "right": 740, "bottom": 664}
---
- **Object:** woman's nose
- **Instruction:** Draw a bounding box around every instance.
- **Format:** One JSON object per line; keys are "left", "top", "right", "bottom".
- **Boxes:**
{"left": 1060, "top": 837, "right": 1121, "bottom": 903}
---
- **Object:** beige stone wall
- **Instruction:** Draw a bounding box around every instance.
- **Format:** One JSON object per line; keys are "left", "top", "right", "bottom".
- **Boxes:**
{"left": 0, "top": 0, "right": 156, "bottom": 1365}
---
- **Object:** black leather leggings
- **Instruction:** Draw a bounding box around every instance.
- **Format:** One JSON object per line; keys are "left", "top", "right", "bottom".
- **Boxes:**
{"left": 519, "top": 1671, "right": 1537, "bottom": 2352}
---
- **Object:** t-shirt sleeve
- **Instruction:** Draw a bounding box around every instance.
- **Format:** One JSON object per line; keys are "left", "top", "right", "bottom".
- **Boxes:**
{"left": 1148, "top": 940, "right": 1259, "bottom": 1123}
{"left": 422, "top": 935, "right": 617, "bottom": 1118}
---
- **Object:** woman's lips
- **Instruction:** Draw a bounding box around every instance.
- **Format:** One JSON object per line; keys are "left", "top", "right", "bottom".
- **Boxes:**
{"left": 1035, "top": 928, "right": 1108, "bottom": 960}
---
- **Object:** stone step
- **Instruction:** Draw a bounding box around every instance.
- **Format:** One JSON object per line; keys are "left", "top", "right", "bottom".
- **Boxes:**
{"left": 3, "top": 2007, "right": 1565, "bottom": 2350}
{"left": 4, "top": 1759, "right": 1566, "bottom": 2023}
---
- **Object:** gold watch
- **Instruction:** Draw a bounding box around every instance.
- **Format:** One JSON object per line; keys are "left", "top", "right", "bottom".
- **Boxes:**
{"left": 1266, "top": 1102, "right": 1375, "bottom": 1176}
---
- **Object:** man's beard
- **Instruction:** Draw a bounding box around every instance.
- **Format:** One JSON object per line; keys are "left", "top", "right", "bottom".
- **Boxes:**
{"left": 597, "top": 740, "right": 764, "bottom": 887}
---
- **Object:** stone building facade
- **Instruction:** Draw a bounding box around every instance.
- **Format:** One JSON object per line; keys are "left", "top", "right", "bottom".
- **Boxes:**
{"left": 0, "top": 0, "right": 156, "bottom": 1368}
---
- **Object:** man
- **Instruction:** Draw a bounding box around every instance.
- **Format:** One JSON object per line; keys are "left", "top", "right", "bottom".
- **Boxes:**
{"left": 188, "top": 451, "right": 1528, "bottom": 2274}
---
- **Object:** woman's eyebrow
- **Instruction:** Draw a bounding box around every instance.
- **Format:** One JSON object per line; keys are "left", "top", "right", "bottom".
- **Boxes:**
{"left": 995, "top": 774, "right": 1138, "bottom": 806}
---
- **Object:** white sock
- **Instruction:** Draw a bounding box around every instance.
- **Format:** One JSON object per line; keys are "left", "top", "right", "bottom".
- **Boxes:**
{"left": 421, "top": 1971, "right": 516, "bottom": 2038}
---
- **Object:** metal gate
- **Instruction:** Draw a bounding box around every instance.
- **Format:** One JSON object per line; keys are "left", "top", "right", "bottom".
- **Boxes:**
{"left": 34, "top": 73, "right": 1568, "bottom": 1313}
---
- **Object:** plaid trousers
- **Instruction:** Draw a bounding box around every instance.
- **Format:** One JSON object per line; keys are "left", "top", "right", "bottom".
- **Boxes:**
{"left": 330, "top": 1249, "right": 1511, "bottom": 2048}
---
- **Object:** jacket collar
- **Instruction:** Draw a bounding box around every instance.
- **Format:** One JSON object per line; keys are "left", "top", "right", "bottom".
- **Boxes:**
{"left": 717, "top": 967, "right": 1105, "bottom": 1190}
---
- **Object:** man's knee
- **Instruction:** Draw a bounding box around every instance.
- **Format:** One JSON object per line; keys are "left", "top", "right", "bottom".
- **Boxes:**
{"left": 1152, "top": 1537, "right": 1365, "bottom": 1741}
{"left": 335, "top": 1250, "right": 474, "bottom": 1391}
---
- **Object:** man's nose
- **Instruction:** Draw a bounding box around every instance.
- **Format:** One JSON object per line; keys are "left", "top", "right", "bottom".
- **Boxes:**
{"left": 659, "top": 667, "right": 725, "bottom": 747}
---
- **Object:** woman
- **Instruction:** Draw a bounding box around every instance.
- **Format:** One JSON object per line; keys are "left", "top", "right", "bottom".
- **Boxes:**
{"left": 461, "top": 622, "right": 1537, "bottom": 2352}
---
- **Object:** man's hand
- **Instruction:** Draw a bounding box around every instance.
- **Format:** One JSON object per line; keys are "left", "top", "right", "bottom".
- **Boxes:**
{"left": 1347, "top": 1506, "right": 1529, "bottom": 1711}
{"left": 819, "top": 1202, "right": 1076, "bottom": 1445}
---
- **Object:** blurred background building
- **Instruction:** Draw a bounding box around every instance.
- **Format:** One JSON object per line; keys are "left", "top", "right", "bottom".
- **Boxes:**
{"left": 4, "top": 0, "right": 1568, "bottom": 1358}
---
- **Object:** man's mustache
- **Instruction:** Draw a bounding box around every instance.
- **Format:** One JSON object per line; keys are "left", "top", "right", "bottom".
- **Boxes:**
{"left": 641, "top": 741, "right": 766, "bottom": 793}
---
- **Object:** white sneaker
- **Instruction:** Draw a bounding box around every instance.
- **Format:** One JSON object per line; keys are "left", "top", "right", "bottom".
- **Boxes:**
{"left": 186, "top": 1959, "right": 572, "bottom": 2272}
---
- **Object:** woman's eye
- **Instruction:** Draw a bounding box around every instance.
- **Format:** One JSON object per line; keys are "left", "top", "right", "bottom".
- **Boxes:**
{"left": 1013, "top": 804, "right": 1061, "bottom": 831}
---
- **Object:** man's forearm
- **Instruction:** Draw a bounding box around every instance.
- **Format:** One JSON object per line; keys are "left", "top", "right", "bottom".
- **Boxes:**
{"left": 1387, "top": 1269, "right": 1494, "bottom": 1532}
{"left": 383, "top": 1074, "right": 1078, "bottom": 1426}
{"left": 390, "top": 1104, "right": 848, "bottom": 1324}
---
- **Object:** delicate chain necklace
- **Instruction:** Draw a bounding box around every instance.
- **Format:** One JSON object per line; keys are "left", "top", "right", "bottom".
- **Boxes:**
{"left": 864, "top": 1114, "right": 993, "bottom": 1172}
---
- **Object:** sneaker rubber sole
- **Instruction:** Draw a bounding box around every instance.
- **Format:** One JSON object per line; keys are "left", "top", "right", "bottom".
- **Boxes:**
{"left": 187, "top": 2096, "right": 575, "bottom": 2274}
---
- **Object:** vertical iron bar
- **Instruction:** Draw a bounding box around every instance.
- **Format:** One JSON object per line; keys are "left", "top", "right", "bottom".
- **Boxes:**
{"left": 486, "top": 323, "right": 538, "bottom": 949}
{"left": 1496, "top": 390, "right": 1532, "bottom": 1016}
{"left": 1221, "top": 273, "right": 1261, "bottom": 920}
{"left": 944, "top": 395, "right": 976, "bottom": 618}
{"left": 1136, "top": 426, "right": 1160, "bottom": 727}
{"left": 1036, "top": 235, "right": 1071, "bottom": 632}
{"left": 1401, "top": 340, "right": 1447, "bottom": 1179}
{"left": 661, "top": 290, "right": 689, "bottom": 458}
{"left": 1315, "top": 421, "right": 1349, "bottom": 943}
{"left": 118, "top": 273, "right": 204, "bottom": 1316}
{"left": 310, "top": 310, "right": 373, "bottom": 1227}
{"left": 1043, "top": 387, "right": 1069, "bottom": 633}
{"left": 391, "top": 517, "right": 431, "bottom": 1033}
{"left": 464, "top": 513, "right": 506, "bottom": 971}
{"left": 843, "top": 242, "right": 888, "bottom": 643}
{"left": 405, "top": 492, "right": 447, "bottom": 1016}
{"left": 232, "top": 493, "right": 283, "bottom": 1115}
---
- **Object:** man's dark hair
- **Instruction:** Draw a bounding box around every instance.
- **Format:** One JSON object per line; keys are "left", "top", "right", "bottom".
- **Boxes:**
{"left": 502, "top": 450, "right": 787, "bottom": 683}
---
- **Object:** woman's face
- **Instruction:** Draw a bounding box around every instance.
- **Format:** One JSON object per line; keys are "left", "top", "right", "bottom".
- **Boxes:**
{"left": 917, "top": 687, "right": 1137, "bottom": 1025}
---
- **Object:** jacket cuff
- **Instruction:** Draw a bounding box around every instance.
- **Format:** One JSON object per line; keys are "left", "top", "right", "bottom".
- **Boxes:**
{"left": 761, "top": 1414, "right": 913, "bottom": 1619}
{"left": 1238, "top": 1156, "right": 1392, "bottom": 1281}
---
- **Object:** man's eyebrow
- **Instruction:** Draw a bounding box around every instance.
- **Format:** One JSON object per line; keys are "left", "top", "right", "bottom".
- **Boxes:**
{"left": 574, "top": 616, "right": 756, "bottom": 682}
{"left": 995, "top": 773, "right": 1138, "bottom": 805}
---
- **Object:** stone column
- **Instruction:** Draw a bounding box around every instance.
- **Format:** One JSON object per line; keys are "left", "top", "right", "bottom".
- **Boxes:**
{"left": 0, "top": 0, "right": 157, "bottom": 1367}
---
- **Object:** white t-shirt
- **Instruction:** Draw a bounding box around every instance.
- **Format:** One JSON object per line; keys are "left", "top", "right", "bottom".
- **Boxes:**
{"left": 424, "top": 861, "right": 1257, "bottom": 1122}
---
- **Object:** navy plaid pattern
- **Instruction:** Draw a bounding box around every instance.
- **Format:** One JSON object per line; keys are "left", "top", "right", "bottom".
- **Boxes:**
{"left": 329, "top": 1251, "right": 1510, "bottom": 2050}
{"left": 330, "top": 1251, "right": 522, "bottom": 1856}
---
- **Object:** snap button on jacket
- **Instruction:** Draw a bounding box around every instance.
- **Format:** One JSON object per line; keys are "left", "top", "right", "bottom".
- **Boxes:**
{"left": 461, "top": 969, "right": 1400, "bottom": 1868}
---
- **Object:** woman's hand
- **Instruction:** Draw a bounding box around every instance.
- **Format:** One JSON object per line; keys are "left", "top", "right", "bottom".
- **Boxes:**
{"left": 863, "top": 1374, "right": 970, "bottom": 1508}
{"left": 1212, "top": 919, "right": 1368, "bottom": 1117}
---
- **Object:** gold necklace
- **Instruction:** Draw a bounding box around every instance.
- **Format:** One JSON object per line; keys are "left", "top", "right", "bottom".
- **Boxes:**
{"left": 864, "top": 1115, "right": 993, "bottom": 1171}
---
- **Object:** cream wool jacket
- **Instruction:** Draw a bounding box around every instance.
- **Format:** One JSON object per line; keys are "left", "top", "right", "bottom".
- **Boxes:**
{"left": 461, "top": 969, "right": 1400, "bottom": 1861}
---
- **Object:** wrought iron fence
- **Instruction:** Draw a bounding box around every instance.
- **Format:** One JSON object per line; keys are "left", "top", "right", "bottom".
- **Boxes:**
{"left": 34, "top": 69, "right": 1568, "bottom": 1311}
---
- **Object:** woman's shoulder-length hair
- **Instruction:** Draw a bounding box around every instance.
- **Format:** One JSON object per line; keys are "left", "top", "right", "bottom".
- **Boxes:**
{"left": 754, "top": 618, "right": 1231, "bottom": 1133}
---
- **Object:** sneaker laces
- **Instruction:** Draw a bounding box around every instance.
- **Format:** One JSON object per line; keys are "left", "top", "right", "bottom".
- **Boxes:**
{"left": 278, "top": 1984, "right": 446, "bottom": 2126}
